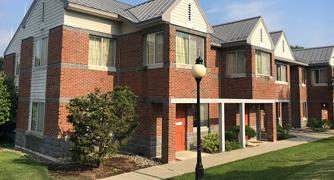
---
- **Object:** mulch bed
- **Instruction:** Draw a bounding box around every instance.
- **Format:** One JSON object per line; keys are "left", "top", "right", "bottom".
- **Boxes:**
{"left": 48, "top": 156, "right": 161, "bottom": 180}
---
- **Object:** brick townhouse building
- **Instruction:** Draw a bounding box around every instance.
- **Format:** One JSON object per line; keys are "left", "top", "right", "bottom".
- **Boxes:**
{"left": 2, "top": 0, "right": 333, "bottom": 163}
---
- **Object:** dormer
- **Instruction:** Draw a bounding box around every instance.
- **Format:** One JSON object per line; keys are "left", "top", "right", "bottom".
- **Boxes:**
{"left": 270, "top": 31, "right": 295, "bottom": 62}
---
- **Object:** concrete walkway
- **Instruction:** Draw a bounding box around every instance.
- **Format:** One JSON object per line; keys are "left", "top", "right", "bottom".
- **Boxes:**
{"left": 102, "top": 129, "right": 334, "bottom": 180}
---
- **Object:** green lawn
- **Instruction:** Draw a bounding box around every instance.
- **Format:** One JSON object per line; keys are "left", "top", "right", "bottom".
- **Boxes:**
{"left": 0, "top": 151, "right": 49, "bottom": 180}
{"left": 172, "top": 137, "right": 334, "bottom": 180}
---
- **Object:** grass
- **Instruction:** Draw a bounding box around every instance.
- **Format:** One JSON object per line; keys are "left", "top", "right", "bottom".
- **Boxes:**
{"left": 0, "top": 151, "right": 49, "bottom": 180}
{"left": 172, "top": 137, "right": 334, "bottom": 180}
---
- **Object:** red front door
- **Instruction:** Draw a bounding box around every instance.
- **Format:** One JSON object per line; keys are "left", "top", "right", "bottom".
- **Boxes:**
{"left": 176, "top": 106, "right": 186, "bottom": 152}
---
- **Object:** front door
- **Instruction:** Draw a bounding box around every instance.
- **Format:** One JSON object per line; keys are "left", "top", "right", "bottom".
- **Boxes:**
{"left": 176, "top": 105, "right": 186, "bottom": 152}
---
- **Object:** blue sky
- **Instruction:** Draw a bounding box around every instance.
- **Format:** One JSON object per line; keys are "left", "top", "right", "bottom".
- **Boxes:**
{"left": 1, "top": 0, "right": 333, "bottom": 55}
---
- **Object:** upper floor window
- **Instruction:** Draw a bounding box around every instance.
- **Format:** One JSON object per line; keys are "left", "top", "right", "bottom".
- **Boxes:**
{"left": 301, "top": 67, "right": 307, "bottom": 85}
{"left": 144, "top": 32, "right": 163, "bottom": 65}
{"left": 15, "top": 54, "right": 20, "bottom": 75}
{"left": 176, "top": 32, "right": 204, "bottom": 65}
{"left": 34, "top": 37, "right": 48, "bottom": 67}
{"left": 89, "top": 35, "right": 116, "bottom": 67}
{"left": 226, "top": 51, "right": 246, "bottom": 76}
{"left": 260, "top": 28, "right": 263, "bottom": 42}
{"left": 312, "top": 68, "right": 327, "bottom": 85}
{"left": 30, "top": 102, "right": 45, "bottom": 133}
{"left": 256, "top": 50, "right": 271, "bottom": 76}
{"left": 276, "top": 64, "right": 287, "bottom": 82}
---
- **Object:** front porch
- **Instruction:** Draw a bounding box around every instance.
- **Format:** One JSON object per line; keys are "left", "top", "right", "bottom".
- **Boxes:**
{"left": 160, "top": 98, "right": 282, "bottom": 163}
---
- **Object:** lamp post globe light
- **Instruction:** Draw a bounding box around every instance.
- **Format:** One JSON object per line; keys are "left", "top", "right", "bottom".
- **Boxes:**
{"left": 191, "top": 56, "right": 207, "bottom": 180}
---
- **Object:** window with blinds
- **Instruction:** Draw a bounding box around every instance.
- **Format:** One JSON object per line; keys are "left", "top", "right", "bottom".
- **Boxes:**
{"left": 144, "top": 32, "right": 164, "bottom": 65}
{"left": 176, "top": 32, "right": 204, "bottom": 65}
{"left": 276, "top": 64, "right": 287, "bottom": 82}
{"left": 34, "top": 37, "right": 48, "bottom": 67}
{"left": 301, "top": 67, "right": 307, "bottom": 85}
{"left": 256, "top": 50, "right": 271, "bottom": 76}
{"left": 89, "top": 35, "right": 116, "bottom": 67}
{"left": 31, "top": 102, "right": 45, "bottom": 133}
{"left": 226, "top": 51, "right": 246, "bottom": 76}
{"left": 15, "top": 54, "right": 20, "bottom": 75}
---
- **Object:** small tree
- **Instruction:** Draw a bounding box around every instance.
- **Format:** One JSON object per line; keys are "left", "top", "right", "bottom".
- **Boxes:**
{"left": 0, "top": 72, "right": 17, "bottom": 126}
{"left": 67, "top": 86, "right": 138, "bottom": 166}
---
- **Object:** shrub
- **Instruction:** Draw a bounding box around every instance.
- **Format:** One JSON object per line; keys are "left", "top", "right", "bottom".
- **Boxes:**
{"left": 225, "top": 141, "right": 242, "bottom": 151}
{"left": 0, "top": 72, "right": 17, "bottom": 126}
{"left": 307, "top": 118, "right": 329, "bottom": 132}
{"left": 67, "top": 86, "right": 138, "bottom": 166}
{"left": 277, "top": 124, "right": 291, "bottom": 140}
{"left": 202, "top": 133, "right": 219, "bottom": 153}
{"left": 225, "top": 126, "right": 256, "bottom": 141}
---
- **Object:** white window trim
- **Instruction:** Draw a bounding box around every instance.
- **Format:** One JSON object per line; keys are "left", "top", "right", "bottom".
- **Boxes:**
{"left": 144, "top": 31, "right": 164, "bottom": 69}
{"left": 33, "top": 36, "right": 48, "bottom": 69}
{"left": 175, "top": 32, "right": 205, "bottom": 69}
{"left": 27, "top": 100, "right": 46, "bottom": 136}
{"left": 88, "top": 35, "right": 117, "bottom": 71}
{"left": 256, "top": 50, "right": 272, "bottom": 77}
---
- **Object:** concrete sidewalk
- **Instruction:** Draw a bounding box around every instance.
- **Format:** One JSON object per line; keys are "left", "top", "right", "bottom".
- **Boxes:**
{"left": 102, "top": 129, "right": 334, "bottom": 180}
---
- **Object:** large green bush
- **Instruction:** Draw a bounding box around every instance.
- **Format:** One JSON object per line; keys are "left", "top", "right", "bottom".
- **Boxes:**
{"left": 202, "top": 133, "right": 219, "bottom": 153}
{"left": 277, "top": 123, "right": 291, "bottom": 140}
{"left": 67, "top": 86, "right": 138, "bottom": 166}
{"left": 307, "top": 118, "right": 330, "bottom": 132}
{"left": 225, "top": 126, "right": 256, "bottom": 141}
{"left": 0, "top": 72, "right": 17, "bottom": 126}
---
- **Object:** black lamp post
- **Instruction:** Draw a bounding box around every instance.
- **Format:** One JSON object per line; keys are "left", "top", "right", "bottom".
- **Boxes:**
{"left": 191, "top": 56, "right": 207, "bottom": 180}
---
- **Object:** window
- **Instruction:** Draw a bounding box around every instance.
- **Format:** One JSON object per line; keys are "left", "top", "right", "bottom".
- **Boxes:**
{"left": 144, "top": 32, "right": 163, "bottom": 65}
{"left": 312, "top": 69, "right": 327, "bottom": 85}
{"left": 276, "top": 64, "right": 287, "bottom": 82}
{"left": 260, "top": 28, "right": 263, "bottom": 42}
{"left": 15, "top": 54, "right": 20, "bottom": 75}
{"left": 30, "top": 102, "right": 45, "bottom": 133}
{"left": 34, "top": 37, "right": 48, "bottom": 67}
{"left": 193, "top": 104, "right": 209, "bottom": 128}
{"left": 282, "top": 40, "right": 285, "bottom": 53}
{"left": 89, "top": 35, "right": 116, "bottom": 67}
{"left": 302, "top": 102, "right": 308, "bottom": 119}
{"left": 226, "top": 51, "right": 246, "bottom": 76}
{"left": 42, "top": 2, "right": 45, "bottom": 22}
{"left": 188, "top": 3, "right": 192, "bottom": 21}
{"left": 176, "top": 32, "right": 204, "bottom": 65}
{"left": 256, "top": 50, "right": 271, "bottom": 76}
{"left": 301, "top": 67, "right": 306, "bottom": 85}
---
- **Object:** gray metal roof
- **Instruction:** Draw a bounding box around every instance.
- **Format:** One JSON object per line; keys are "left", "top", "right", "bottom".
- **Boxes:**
{"left": 293, "top": 46, "right": 334, "bottom": 65}
{"left": 270, "top": 31, "right": 283, "bottom": 46}
{"left": 212, "top": 16, "right": 261, "bottom": 44}
{"left": 124, "top": 0, "right": 174, "bottom": 23}
{"left": 67, "top": 0, "right": 175, "bottom": 23}
{"left": 67, "top": 0, "right": 134, "bottom": 20}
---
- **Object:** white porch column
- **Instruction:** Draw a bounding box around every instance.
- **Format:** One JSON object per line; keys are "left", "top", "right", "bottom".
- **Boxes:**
{"left": 239, "top": 103, "right": 246, "bottom": 148}
{"left": 219, "top": 103, "right": 225, "bottom": 152}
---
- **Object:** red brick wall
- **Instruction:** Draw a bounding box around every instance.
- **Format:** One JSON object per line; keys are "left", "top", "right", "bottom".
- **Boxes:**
{"left": 16, "top": 37, "right": 34, "bottom": 131}
{"left": 307, "top": 66, "right": 333, "bottom": 122}
{"left": 3, "top": 54, "right": 16, "bottom": 77}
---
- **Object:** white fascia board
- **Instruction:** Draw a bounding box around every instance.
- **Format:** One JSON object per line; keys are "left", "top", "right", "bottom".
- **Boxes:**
{"left": 66, "top": 2, "right": 119, "bottom": 20}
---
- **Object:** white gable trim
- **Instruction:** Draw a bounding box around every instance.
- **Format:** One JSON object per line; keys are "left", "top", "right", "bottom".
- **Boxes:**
{"left": 162, "top": 0, "right": 213, "bottom": 33}
{"left": 247, "top": 17, "right": 274, "bottom": 50}
{"left": 330, "top": 48, "right": 334, "bottom": 66}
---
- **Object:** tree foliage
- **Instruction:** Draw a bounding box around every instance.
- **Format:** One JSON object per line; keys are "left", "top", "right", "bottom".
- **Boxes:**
{"left": 0, "top": 72, "right": 17, "bottom": 126}
{"left": 67, "top": 86, "right": 138, "bottom": 166}
{"left": 0, "top": 57, "right": 4, "bottom": 71}
{"left": 290, "top": 45, "right": 304, "bottom": 50}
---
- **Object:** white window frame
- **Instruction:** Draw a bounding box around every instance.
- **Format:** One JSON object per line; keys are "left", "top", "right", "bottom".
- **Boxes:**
{"left": 256, "top": 50, "right": 272, "bottom": 77}
{"left": 15, "top": 54, "right": 20, "bottom": 76}
{"left": 88, "top": 35, "right": 116, "bottom": 72}
{"left": 311, "top": 68, "right": 327, "bottom": 86}
{"left": 34, "top": 36, "right": 48, "bottom": 68}
{"left": 176, "top": 31, "right": 205, "bottom": 68}
{"left": 144, "top": 31, "right": 164, "bottom": 69}
{"left": 276, "top": 63, "right": 288, "bottom": 83}
{"left": 301, "top": 67, "right": 307, "bottom": 86}
{"left": 28, "top": 101, "right": 45, "bottom": 135}
{"left": 226, "top": 50, "right": 247, "bottom": 77}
